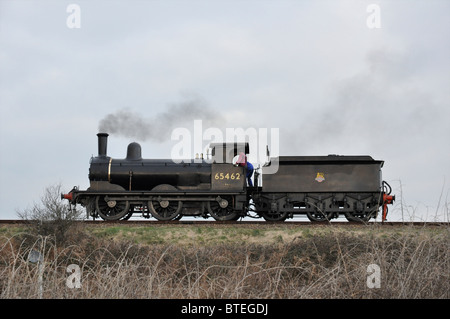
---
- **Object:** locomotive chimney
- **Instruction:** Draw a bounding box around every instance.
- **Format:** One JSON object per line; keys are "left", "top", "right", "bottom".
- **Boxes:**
{"left": 97, "top": 133, "right": 109, "bottom": 157}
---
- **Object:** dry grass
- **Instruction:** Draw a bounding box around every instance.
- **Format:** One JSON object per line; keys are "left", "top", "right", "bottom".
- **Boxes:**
{"left": 0, "top": 224, "right": 448, "bottom": 299}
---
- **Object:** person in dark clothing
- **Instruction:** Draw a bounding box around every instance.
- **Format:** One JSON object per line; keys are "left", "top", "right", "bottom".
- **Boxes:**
{"left": 236, "top": 152, "right": 254, "bottom": 187}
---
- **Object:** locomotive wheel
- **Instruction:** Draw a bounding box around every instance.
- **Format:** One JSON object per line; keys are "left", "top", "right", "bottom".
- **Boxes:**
{"left": 96, "top": 196, "right": 130, "bottom": 221}
{"left": 261, "top": 211, "right": 288, "bottom": 222}
{"left": 306, "top": 210, "right": 333, "bottom": 222}
{"left": 207, "top": 196, "right": 238, "bottom": 221}
{"left": 148, "top": 199, "right": 182, "bottom": 221}
{"left": 120, "top": 206, "right": 134, "bottom": 220}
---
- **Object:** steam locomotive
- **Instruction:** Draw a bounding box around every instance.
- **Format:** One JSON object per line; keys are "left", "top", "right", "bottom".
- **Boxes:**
{"left": 62, "top": 133, "right": 395, "bottom": 222}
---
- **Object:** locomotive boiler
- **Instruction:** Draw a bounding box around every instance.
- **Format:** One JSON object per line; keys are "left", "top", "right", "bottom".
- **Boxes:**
{"left": 62, "top": 133, "right": 394, "bottom": 222}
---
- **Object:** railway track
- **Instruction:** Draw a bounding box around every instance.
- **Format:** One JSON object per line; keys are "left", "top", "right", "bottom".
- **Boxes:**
{"left": 0, "top": 219, "right": 447, "bottom": 227}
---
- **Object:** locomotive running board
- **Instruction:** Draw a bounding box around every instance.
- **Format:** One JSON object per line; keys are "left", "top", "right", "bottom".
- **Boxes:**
{"left": 71, "top": 190, "right": 245, "bottom": 202}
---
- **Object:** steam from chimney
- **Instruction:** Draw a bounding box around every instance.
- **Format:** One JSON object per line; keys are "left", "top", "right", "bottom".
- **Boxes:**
{"left": 98, "top": 95, "right": 225, "bottom": 142}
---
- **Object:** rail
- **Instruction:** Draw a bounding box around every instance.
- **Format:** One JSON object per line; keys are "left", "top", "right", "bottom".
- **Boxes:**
{"left": 0, "top": 219, "right": 447, "bottom": 227}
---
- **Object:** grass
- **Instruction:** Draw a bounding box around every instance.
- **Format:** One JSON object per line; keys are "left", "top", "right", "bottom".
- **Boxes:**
{"left": 87, "top": 225, "right": 275, "bottom": 246}
{"left": 0, "top": 223, "right": 448, "bottom": 299}
{"left": 91, "top": 223, "right": 447, "bottom": 247}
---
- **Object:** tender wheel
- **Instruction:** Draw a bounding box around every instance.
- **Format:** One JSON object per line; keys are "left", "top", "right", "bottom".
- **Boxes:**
{"left": 148, "top": 199, "right": 182, "bottom": 221}
{"left": 345, "top": 210, "right": 376, "bottom": 223}
{"left": 207, "top": 196, "right": 238, "bottom": 221}
{"left": 261, "top": 211, "right": 288, "bottom": 222}
{"left": 96, "top": 196, "right": 130, "bottom": 221}
{"left": 306, "top": 210, "right": 333, "bottom": 222}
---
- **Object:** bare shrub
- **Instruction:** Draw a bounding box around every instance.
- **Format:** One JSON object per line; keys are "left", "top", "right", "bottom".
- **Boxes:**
{"left": 16, "top": 184, "right": 83, "bottom": 246}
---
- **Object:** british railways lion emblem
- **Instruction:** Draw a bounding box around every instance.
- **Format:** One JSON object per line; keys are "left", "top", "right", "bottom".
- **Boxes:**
{"left": 315, "top": 172, "right": 325, "bottom": 182}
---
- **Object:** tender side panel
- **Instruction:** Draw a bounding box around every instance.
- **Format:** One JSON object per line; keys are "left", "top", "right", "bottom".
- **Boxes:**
{"left": 262, "top": 156, "right": 383, "bottom": 193}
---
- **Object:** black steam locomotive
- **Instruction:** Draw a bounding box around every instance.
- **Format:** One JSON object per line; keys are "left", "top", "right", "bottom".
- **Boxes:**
{"left": 62, "top": 133, "right": 394, "bottom": 222}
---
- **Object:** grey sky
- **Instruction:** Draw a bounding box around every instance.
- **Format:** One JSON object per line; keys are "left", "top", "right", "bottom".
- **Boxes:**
{"left": 1, "top": 0, "right": 449, "bottom": 221}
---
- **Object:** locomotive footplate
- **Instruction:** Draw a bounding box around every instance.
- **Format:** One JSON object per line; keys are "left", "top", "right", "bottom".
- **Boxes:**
{"left": 71, "top": 190, "right": 245, "bottom": 201}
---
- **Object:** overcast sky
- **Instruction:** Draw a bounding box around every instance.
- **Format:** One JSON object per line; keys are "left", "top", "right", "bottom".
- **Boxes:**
{"left": 1, "top": 0, "right": 449, "bottom": 221}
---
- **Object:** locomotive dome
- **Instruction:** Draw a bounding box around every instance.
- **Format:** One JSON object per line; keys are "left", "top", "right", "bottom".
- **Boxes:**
{"left": 126, "top": 142, "right": 142, "bottom": 161}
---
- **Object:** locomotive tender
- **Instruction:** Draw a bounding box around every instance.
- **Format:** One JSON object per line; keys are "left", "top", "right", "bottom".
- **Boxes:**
{"left": 62, "top": 133, "right": 395, "bottom": 222}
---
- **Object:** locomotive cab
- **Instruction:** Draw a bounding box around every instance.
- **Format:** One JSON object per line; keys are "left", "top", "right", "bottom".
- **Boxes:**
{"left": 206, "top": 143, "right": 248, "bottom": 192}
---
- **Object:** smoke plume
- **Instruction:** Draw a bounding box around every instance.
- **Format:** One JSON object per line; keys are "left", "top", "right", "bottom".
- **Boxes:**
{"left": 98, "top": 96, "right": 225, "bottom": 142}
{"left": 283, "top": 48, "right": 440, "bottom": 154}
